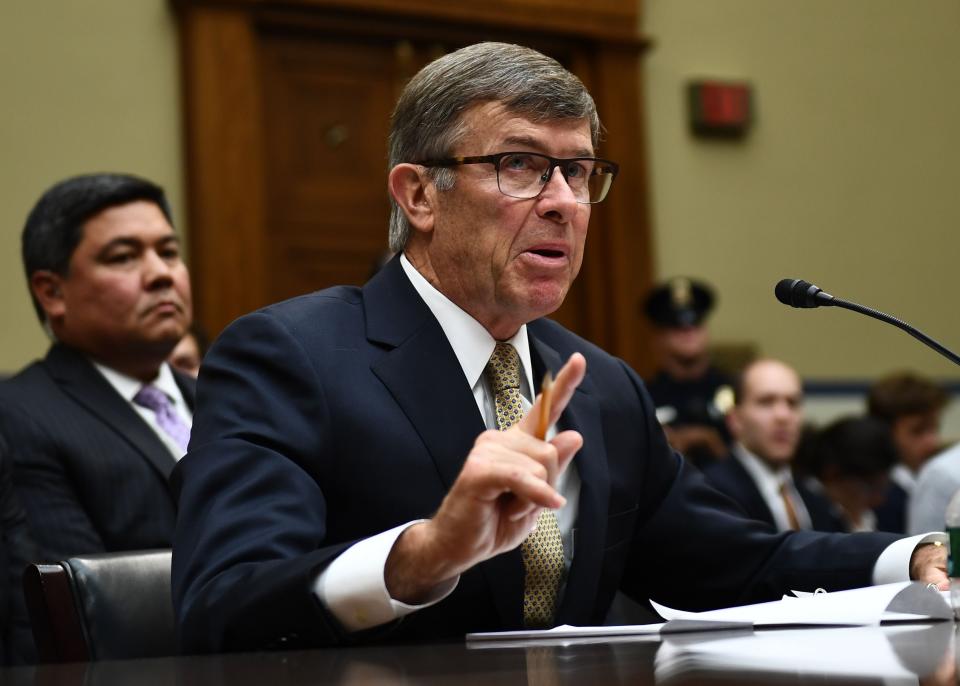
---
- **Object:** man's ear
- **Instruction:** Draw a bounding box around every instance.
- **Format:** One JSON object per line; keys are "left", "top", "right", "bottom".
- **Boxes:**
{"left": 30, "top": 270, "right": 66, "bottom": 321}
{"left": 388, "top": 163, "right": 436, "bottom": 235}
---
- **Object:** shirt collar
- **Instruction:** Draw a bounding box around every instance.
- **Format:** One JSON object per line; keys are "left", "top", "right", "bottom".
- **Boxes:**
{"left": 889, "top": 463, "right": 918, "bottom": 494}
{"left": 94, "top": 360, "right": 182, "bottom": 404}
{"left": 733, "top": 442, "right": 793, "bottom": 494}
{"left": 400, "top": 253, "right": 535, "bottom": 394}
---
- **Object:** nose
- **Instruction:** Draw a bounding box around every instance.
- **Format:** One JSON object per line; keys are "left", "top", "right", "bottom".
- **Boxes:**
{"left": 143, "top": 250, "right": 175, "bottom": 289}
{"left": 772, "top": 400, "right": 794, "bottom": 422}
{"left": 535, "top": 164, "right": 581, "bottom": 223}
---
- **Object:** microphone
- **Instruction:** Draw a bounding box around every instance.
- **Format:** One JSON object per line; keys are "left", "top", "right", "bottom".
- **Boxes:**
{"left": 774, "top": 278, "right": 960, "bottom": 367}
{"left": 774, "top": 279, "right": 835, "bottom": 309}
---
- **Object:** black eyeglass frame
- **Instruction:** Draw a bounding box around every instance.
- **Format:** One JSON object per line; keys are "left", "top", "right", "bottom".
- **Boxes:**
{"left": 413, "top": 151, "right": 620, "bottom": 204}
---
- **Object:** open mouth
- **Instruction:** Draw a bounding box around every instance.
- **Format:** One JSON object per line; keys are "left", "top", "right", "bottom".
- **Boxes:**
{"left": 527, "top": 248, "right": 566, "bottom": 259}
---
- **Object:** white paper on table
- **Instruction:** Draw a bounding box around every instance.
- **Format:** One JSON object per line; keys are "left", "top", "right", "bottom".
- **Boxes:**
{"left": 651, "top": 581, "right": 951, "bottom": 627}
{"left": 466, "top": 618, "right": 751, "bottom": 648}
{"left": 654, "top": 624, "right": 947, "bottom": 683}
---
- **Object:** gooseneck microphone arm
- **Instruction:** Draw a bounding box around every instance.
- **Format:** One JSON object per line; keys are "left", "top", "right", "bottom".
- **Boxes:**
{"left": 774, "top": 278, "right": 960, "bottom": 368}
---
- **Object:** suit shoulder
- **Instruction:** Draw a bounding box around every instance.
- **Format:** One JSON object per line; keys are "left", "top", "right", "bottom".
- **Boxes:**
{"left": 0, "top": 359, "right": 56, "bottom": 401}
{"left": 221, "top": 286, "right": 364, "bottom": 336}
{"left": 702, "top": 458, "right": 745, "bottom": 490}
{"left": 257, "top": 285, "right": 363, "bottom": 321}
{"left": 529, "top": 318, "right": 625, "bottom": 372}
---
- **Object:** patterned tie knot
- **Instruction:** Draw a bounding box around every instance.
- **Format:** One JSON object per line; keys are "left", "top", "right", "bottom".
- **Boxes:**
{"left": 485, "top": 344, "right": 524, "bottom": 431}
{"left": 133, "top": 384, "right": 172, "bottom": 413}
{"left": 486, "top": 343, "right": 522, "bottom": 393}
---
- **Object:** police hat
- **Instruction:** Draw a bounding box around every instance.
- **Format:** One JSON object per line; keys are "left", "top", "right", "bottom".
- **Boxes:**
{"left": 643, "top": 277, "right": 715, "bottom": 327}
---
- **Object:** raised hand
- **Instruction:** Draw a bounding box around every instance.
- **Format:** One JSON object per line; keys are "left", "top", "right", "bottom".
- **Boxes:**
{"left": 385, "top": 353, "right": 586, "bottom": 603}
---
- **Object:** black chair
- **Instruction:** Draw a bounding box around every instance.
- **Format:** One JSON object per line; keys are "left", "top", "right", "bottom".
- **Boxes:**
{"left": 23, "top": 549, "right": 175, "bottom": 662}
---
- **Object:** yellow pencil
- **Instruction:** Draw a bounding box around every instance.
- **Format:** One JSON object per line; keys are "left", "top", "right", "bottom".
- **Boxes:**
{"left": 536, "top": 371, "right": 554, "bottom": 440}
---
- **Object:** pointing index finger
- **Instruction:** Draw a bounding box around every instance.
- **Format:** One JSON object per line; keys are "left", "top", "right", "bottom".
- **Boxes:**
{"left": 520, "top": 353, "right": 586, "bottom": 437}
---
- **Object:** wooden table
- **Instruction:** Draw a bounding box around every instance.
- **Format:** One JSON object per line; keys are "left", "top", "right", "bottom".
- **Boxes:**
{"left": 3, "top": 622, "right": 956, "bottom": 685}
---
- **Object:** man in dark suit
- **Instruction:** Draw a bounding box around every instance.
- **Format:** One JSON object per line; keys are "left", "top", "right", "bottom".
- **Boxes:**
{"left": 172, "top": 42, "right": 946, "bottom": 654}
{"left": 0, "top": 173, "right": 195, "bottom": 561}
{"left": 703, "top": 359, "right": 844, "bottom": 533}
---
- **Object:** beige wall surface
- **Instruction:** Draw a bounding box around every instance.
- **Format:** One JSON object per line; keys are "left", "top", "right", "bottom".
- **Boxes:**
{"left": 0, "top": 2, "right": 183, "bottom": 374}
{"left": 2, "top": 1, "right": 959, "bottom": 383}
{"left": 645, "top": 0, "right": 960, "bottom": 381}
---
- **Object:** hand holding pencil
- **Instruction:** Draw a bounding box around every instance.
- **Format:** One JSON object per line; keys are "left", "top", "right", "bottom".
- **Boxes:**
{"left": 385, "top": 352, "right": 587, "bottom": 603}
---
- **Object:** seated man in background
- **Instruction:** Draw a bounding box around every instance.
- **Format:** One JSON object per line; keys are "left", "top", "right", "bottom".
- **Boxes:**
{"left": 704, "top": 359, "right": 841, "bottom": 532}
{"left": 0, "top": 173, "right": 195, "bottom": 560}
{"left": 908, "top": 443, "right": 960, "bottom": 534}
{"left": 642, "top": 277, "right": 733, "bottom": 466}
{"left": 867, "top": 372, "right": 948, "bottom": 533}
{"left": 803, "top": 417, "right": 899, "bottom": 533}
{"left": 168, "top": 324, "right": 207, "bottom": 379}
{"left": 172, "top": 42, "right": 946, "bottom": 654}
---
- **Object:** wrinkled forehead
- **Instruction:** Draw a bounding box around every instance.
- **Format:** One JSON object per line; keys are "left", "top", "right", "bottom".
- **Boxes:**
{"left": 453, "top": 101, "right": 594, "bottom": 155}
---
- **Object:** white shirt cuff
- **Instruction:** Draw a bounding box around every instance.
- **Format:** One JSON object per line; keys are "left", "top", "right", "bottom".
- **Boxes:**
{"left": 313, "top": 520, "right": 459, "bottom": 632}
{"left": 872, "top": 532, "right": 948, "bottom": 585}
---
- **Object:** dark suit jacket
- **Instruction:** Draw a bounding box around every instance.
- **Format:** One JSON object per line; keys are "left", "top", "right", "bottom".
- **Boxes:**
{"left": 703, "top": 456, "right": 846, "bottom": 533}
{"left": 172, "top": 258, "right": 899, "bottom": 653}
{"left": 0, "top": 344, "right": 195, "bottom": 561}
{"left": 874, "top": 481, "right": 908, "bottom": 534}
{"left": 1, "top": 433, "right": 38, "bottom": 665}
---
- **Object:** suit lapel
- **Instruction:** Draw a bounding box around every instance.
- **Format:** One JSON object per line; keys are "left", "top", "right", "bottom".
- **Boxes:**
{"left": 529, "top": 335, "right": 610, "bottom": 625}
{"left": 364, "top": 261, "right": 611, "bottom": 628}
{"left": 365, "top": 259, "right": 486, "bottom": 491}
{"left": 44, "top": 345, "right": 179, "bottom": 479}
{"left": 365, "top": 260, "right": 526, "bottom": 627}
{"left": 729, "top": 457, "right": 776, "bottom": 525}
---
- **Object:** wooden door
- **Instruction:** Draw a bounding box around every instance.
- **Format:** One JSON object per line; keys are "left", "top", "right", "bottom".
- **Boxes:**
{"left": 175, "top": 1, "right": 655, "bottom": 374}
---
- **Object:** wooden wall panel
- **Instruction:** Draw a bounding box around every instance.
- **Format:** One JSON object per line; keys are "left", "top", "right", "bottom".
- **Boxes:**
{"left": 174, "top": 0, "right": 654, "bottom": 373}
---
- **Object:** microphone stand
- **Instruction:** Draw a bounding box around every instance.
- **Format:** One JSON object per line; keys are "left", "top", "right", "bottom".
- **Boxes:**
{"left": 822, "top": 296, "right": 960, "bottom": 368}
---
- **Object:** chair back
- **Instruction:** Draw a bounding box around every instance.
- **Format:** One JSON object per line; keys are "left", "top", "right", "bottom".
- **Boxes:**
{"left": 23, "top": 549, "right": 175, "bottom": 662}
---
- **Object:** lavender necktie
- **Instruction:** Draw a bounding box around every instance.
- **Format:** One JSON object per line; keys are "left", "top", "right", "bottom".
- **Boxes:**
{"left": 133, "top": 385, "right": 191, "bottom": 453}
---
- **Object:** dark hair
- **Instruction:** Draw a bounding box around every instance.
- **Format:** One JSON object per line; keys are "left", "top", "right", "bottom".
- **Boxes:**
{"left": 867, "top": 371, "right": 947, "bottom": 423}
{"left": 21, "top": 173, "right": 173, "bottom": 322}
{"left": 808, "top": 416, "right": 898, "bottom": 480}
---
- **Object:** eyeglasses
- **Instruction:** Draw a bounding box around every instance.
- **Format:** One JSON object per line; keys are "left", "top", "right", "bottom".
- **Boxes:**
{"left": 414, "top": 151, "right": 619, "bottom": 204}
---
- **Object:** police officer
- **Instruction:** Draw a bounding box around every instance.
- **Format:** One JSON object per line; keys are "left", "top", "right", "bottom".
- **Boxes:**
{"left": 643, "top": 277, "right": 733, "bottom": 466}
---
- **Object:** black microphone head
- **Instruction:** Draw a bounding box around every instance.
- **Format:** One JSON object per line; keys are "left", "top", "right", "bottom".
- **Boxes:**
{"left": 775, "top": 278, "right": 830, "bottom": 308}
{"left": 774, "top": 279, "right": 799, "bottom": 306}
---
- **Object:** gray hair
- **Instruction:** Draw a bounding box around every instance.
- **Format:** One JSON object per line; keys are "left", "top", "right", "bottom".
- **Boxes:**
{"left": 387, "top": 42, "right": 601, "bottom": 252}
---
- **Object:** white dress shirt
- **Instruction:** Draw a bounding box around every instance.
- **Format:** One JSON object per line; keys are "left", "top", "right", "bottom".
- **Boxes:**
{"left": 314, "top": 254, "right": 580, "bottom": 632}
{"left": 732, "top": 443, "right": 813, "bottom": 532}
{"left": 93, "top": 361, "right": 193, "bottom": 460}
{"left": 889, "top": 463, "right": 918, "bottom": 497}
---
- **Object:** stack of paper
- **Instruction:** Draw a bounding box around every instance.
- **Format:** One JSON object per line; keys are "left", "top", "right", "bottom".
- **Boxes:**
{"left": 466, "top": 581, "right": 950, "bottom": 647}
{"left": 650, "top": 580, "right": 951, "bottom": 627}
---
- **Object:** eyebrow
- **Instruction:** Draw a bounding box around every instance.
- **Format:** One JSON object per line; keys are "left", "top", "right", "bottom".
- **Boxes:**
{"left": 98, "top": 234, "right": 180, "bottom": 255}
{"left": 500, "top": 134, "right": 594, "bottom": 158}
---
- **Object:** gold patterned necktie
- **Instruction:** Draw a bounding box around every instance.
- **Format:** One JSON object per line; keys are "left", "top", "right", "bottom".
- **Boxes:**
{"left": 485, "top": 342, "right": 565, "bottom": 627}
{"left": 779, "top": 481, "right": 801, "bottom": 530}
